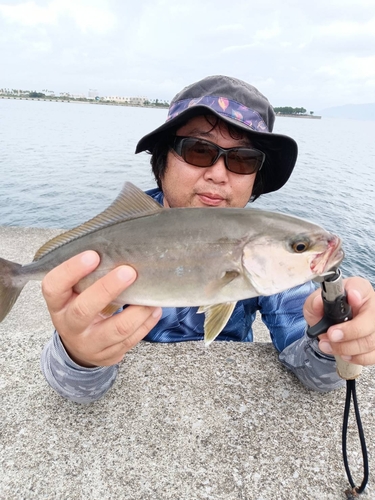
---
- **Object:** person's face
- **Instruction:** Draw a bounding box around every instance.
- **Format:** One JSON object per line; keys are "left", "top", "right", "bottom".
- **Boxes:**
{"left": 161, "top": 116, "right": 257, "bottom": 209}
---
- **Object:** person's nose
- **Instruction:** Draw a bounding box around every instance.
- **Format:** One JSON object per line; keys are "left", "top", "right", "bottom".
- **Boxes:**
{"left": 203, "top": 155, "right": 228, "bottom": 183}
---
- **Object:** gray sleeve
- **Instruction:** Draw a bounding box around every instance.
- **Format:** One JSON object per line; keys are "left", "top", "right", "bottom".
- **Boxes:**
{"left": 278, "top": 330, "right": 345, "bottom": 392}
{"left": 40, "top": 330, "right": 119, "bottom": 404}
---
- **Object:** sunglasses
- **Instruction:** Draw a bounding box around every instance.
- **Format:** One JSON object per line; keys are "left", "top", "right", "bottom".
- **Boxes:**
{"left": 171, "top": 136, "right": 265, "bottom": 175}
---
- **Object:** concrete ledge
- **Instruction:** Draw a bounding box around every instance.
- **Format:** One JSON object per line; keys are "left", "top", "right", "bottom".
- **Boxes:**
{"left": 0, "top": 226, "right": 374, "bottom": 499}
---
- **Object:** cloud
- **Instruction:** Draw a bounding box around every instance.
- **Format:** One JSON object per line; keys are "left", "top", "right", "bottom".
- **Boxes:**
{"left": 0, "top": 1, "right": 58, "bottom": 25}
{"left": 0, "top": 0, "right": 374, "bottom": 108}
{"left": 213, "top": 24, "right": 245, "bottom": 34}
{"left": 221, "top": 44, "right": 256, "bottom": 54}
{"left": 319, "top": 18, "right": 375, "bottom": 36}
{"left": 0, "top": 0, "right": 116, "bottom": 33}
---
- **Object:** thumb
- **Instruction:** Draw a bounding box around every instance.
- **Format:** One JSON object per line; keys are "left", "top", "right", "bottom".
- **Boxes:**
{"left": 303, "top": 290, "right": 324, "bottom": 327}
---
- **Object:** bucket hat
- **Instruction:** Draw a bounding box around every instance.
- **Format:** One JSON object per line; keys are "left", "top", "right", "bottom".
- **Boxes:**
{"left": 135, "top": 75, "right": 298, "bottom": 194}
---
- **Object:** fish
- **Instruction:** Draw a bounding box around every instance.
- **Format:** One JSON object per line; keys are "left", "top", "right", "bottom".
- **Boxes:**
{"left": 0, "top": 182, "right": 343, "bottom": 344}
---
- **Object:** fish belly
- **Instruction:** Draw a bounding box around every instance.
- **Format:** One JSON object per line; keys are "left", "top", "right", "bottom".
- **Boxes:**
{"left": 74, "top": 210, "right": 253, "bottom": 307}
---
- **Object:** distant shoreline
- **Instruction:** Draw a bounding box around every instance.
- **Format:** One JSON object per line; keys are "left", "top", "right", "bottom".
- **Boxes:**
{"left": 1, "top": 96, "right": 322, "bottom": 117}
{"left": 0, "top": 95, "right": 168, "bottom": 109}
{"left": 276, "top": 113, "right": 322, "bottom": 120}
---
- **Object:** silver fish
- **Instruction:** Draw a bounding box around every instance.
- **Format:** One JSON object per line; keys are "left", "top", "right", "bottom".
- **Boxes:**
{"left": 0, "top": 182, "right": 343, "bottom": 344}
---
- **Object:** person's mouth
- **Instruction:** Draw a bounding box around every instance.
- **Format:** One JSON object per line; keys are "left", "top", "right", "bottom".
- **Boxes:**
{"left": 197, "top": 192, "right": 226, "bottom": 206}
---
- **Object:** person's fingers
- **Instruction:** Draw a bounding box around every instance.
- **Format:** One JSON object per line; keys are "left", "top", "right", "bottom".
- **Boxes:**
{"left": 340, "top": 277, "right": 374, "bottom": 321}
{"left": 65, "top": 265, "right": 137, "bottom": 331}
{"left": 305, "top": 277, "right": 374, "bottom": 337}
{"left": 319, "top": 334, "right": 375, "bottom": 366}
{"left": 337, "top": 351, "right": 375, "bottom": 367}
{"left": 317, "top": 278, "right": 375, "bottom": 365}
{"left": 303, "top": 289, "right": 323, "bottom": 327}
{"left": 108, "top": 304, "right": 162, "bottom": 346}
{"left": 42, "top": 251, "right": 100, "bottom": 313}
{"left": 95, "top": 306, "right": 163, "bottom": 365}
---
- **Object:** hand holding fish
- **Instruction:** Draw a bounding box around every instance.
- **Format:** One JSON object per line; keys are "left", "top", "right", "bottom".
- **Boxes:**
{"left": 303, "top": 277, "right": 375, "bottom": 366}
{"left": 41, "top": 250, "right": 162, "bottom": 367}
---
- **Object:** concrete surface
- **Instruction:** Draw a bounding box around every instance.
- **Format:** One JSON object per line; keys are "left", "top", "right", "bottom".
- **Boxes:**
{"left": 0, "top": 226, "right": 374, "bottom": 500}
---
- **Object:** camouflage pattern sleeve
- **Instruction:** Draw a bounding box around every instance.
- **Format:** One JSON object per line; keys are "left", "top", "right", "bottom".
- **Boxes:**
{"left": 40, "top": 330, "right": 119, "bottom": 404}
{"left": 278, "top": 331, "right": 345, "bottom": 392}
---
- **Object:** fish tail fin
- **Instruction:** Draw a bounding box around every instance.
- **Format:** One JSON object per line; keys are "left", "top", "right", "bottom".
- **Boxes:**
{"left": 0, "top": 257, "right": 25, "bottom": 322}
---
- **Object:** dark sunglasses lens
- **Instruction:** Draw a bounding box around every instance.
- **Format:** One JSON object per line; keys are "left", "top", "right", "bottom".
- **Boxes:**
{"left": 227, "top": 149, "right": 263, "bottom": 174}
{"left": 177, "top": 137, "right": 264, "bottom": 175}
{"left": 181, "top": 139, "right": 217, "bottom": 167}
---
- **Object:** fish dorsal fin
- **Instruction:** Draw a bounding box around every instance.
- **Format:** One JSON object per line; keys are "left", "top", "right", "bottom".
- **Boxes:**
{"left": 197, "top": 302, "right": 237, "bottom": 346}
{"left": 34, "top": 182, "right": 163, "bottom": 261}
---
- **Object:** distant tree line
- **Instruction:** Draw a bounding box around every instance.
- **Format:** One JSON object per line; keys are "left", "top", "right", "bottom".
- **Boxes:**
{"left": 274, "top": 106, "right": 311, "bottom": 115}
{"left": 29, "top": 92, "right": 46, "bottom": 98}
{"left": 143, "top": 98, "right": 169, "bottom": 107}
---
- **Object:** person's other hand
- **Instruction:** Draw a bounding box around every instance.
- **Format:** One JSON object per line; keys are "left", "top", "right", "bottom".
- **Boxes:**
{"left": 304, "top": 277, "right": 375, "bottom": 366}
{"left": 42, "top": 251, "right": 162, "bottom": 367}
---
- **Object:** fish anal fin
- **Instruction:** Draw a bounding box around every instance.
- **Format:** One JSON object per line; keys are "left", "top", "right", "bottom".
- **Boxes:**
{"left": 198, "top": 302, "right": 237, "bottom": 346}
{"left": 34, "top": 182, "right": 163, "bottom": 261}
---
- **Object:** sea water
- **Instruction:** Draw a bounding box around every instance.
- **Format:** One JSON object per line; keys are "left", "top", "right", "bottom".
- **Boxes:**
{"left": 1, "top": 98, "right": 374, "bottom": 286}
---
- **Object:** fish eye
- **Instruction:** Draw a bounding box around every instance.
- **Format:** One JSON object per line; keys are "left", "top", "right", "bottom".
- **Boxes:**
{"left": 292, "top": 241, "right": 309, "bottom": 253}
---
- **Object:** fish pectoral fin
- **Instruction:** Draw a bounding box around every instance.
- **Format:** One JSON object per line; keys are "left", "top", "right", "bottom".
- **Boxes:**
{"left": 198, "top": 302, "right": 237, "bottom": 346}
{"left": 205, "top": 269, "right": 240, "bottom": 297}
{"left": 33, "top": 182, "right": 163, "bottom": 261}
{"left": 100, "top": 302, "right": 121, "bottom": 318}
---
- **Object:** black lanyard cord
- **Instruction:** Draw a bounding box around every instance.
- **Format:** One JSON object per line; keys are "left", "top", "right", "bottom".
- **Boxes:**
{"left": 343, "top": 379, "right": 369, "bottom": 497}
{"left": 306, "top": 268, "right": 370, "bottom": 497}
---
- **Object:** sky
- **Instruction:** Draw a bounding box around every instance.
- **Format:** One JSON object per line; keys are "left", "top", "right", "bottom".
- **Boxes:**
{"left": 0, "top": 0, "right": 374, "bottom": 111}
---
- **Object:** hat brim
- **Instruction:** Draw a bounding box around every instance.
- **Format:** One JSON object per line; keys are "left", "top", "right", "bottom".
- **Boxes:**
{"left": 135, "top": 104, "right": 298, "bottom": 195}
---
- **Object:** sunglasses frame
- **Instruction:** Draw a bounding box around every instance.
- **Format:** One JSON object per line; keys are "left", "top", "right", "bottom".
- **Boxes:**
{"left": 171, "top": 136, "right": 265, "bottom": 175}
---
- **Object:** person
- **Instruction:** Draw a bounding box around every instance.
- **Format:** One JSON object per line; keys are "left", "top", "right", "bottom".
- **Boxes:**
{"left": 40, "top": 75, "right": 375, "bottom": 403}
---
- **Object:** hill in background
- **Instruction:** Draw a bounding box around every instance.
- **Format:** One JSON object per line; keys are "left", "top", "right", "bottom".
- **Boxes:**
{"left": 319, "top": 103, "right": 375, "bottom": 121}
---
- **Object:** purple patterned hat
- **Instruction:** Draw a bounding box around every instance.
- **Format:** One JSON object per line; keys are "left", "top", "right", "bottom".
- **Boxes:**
{"left": 135, "top": 75, "right": 298, "bottom": 194}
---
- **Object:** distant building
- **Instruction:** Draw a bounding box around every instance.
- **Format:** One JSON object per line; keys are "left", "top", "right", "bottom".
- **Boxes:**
{"left": 104, "top": 95, "right": 148, "bottom": 105}
{"left": 88, "top": 89, "right": 99, "bottom": 99}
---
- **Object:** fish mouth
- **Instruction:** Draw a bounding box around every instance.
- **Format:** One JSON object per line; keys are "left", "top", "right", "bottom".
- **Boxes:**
{"left": 311, "top": 235, "right": 344, "bottom": 275}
